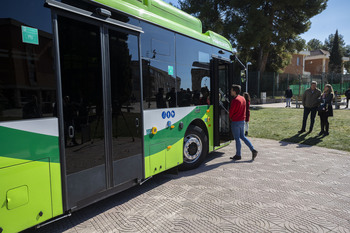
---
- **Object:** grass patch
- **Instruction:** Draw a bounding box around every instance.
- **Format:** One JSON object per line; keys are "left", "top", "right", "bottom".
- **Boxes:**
{"left": 249, "top": 108, "right": 350, "bottom": 152}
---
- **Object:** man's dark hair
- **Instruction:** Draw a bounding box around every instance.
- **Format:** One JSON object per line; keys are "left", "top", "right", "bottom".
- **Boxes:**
{"left": 231, "top": 84, "right": 241, "bottom": 95}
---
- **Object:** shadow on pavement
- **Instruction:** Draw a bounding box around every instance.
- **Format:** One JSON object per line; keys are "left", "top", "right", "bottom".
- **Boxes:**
{"left": 279, "top": 133, "right": 326, "bottom": 147}
{"left": 171, "top": 151, "right": 231, "bottom": 178}
{"left": 231, "top": 160, "right": 253, "bottom": 164}
{"left": 32, "top": 151, "right": 232, "bottom": 233}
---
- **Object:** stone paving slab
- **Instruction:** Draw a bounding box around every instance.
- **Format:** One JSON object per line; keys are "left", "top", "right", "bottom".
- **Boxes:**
{"left": 36, "top": 138, "right": 350, "bottom": 233}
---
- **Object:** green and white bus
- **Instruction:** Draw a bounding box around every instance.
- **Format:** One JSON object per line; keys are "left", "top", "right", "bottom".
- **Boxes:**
{"left": 0, "top": 0, "right": 237, "bottom": 232}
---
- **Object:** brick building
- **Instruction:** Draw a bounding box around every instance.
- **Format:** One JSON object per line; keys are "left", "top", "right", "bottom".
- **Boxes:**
{"left": 304, "top": 49, "right": 349, "bottom": 75}
{"left": 282, "top": 51, "right": 310, "bottom": 76}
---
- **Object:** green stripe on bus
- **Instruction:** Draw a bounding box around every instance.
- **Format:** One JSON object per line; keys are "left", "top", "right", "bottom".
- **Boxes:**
{"left": 0, "top": 126, "right": 60, "bottom": 166}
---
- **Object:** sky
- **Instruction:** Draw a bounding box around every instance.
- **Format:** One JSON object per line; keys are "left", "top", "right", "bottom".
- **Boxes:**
{"left": 163, "top": 0, "right": 350, "bottom": 46}
{"left": 301, "top": 0, "right": 350, "bottom": 46}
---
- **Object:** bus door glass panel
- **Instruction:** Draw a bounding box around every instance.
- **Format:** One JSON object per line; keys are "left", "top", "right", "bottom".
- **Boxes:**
{"left": 108, "top": 29, "right": 143, "bottom": 186}
{"left": 57, "top": 16, "right": 106, "bottom": 206}
{"left": 218, "top": 61, "right": 231, "bottom": 143}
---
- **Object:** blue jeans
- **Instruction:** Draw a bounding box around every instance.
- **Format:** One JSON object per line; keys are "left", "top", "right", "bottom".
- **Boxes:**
{"left": 286, "top": 98, "right": 291, "bottom": 107}
{"left": 231, "top": 121, "right": 254, "bottom": 156}
{"left": 301, "top": 107, "right": 317, "bottom": 131}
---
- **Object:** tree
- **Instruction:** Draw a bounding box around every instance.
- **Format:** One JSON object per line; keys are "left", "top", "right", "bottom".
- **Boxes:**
{"left": 229, "top": 1, "right": 326, "bottom": 73}
{"left": 329, "top": 30, "right": 343, "bottom": 74}
{"left": 323, "top": 33, "right": 346, "bottom": 53}
{"left": 344, "top": 45, "right": 350, "bottom": 73}
{"left": 322, "top": 32, "right": 349, "bottom": 73}
{"left": 179, "top": 0, "right": 227, "bottom": 35}
{"left": 307, "top": 39, "right": 323, "bottom": 51}
{"left": 179, "top": 0, "right": 328, "bottom": 73}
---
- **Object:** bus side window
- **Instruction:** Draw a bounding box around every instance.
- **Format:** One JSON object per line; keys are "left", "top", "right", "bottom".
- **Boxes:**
{"left": 0, "top": 2, "right": 56, "bottom": 122}
{"left": 175, "top": 34, "right": 211, "bottom": 106}
{"left": 141, "top": 22, "right": 176, "bottom": 109}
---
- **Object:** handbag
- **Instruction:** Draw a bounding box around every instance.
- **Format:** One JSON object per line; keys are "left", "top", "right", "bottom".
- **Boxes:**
{"left": 318, "top": 104, "right": 326, "bottom": 112}
{"left": 318, "top": 97, "right": 328, "bottom": 112}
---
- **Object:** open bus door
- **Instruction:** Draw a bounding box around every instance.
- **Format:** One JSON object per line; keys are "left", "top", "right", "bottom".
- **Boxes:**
{"left": 212, "top": 58, "right": 234, "bottom": 147}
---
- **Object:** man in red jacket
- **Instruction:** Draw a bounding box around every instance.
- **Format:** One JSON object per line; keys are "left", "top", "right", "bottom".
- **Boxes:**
{"left": 229, "top": 85, "right": 258, "bottom": 161}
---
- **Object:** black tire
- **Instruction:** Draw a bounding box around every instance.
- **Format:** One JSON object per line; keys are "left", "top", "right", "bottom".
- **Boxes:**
{"left": 179, "top": 125, "right": 208, "bottom": 170}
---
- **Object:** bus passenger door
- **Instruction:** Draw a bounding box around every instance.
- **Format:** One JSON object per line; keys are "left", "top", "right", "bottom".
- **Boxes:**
{"left": 107, "top": 28, "right": 143, "bottom": 187}
{"left": 56, "top": 13, "right": 143, "bottom": 209}
{"left": 58, "top": 16, "right": 108, "bottom": 209}
{"left": 212, "top": 58, "right": 233, "bottom": 147}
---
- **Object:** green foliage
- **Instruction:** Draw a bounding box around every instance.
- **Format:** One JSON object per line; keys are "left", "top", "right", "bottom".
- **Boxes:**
{"left": 329, "top": 30, "right": 343, "bottom": 74}
{"left": 322, "top": 32, "right": 349, "bottom": 74}
{"left": 307, "top": 38, "right": 323, "bottom": 51}
{"left": 323, "top": 32, "right": 346, "bottom": 52}
{"left": 344, "top": 45, "right": 350, "bottom": 73}
{"left": 295, "top": 37, "right": 307, "bottom": 52}
{"left": 266, "top": 47, "right": 293, "bottom": 73}
{"left": 179, "top": 0, "right": 328, "bottom": 73}
{"left": 179, "top": 0, "right": 228, "bottom": 35}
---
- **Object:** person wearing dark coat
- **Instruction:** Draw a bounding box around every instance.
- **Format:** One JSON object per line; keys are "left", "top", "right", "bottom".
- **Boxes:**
{"left": 299, "top": 81, "right": 322, "bottom": 133}
{"left": 345, "top": 87, "right": 350, "bottom": 109}
{"left": 285, "top": 86, "right": 293, "bottom": 107}
{"left": 318, "top": 84, "right": 334, "bottom": 136}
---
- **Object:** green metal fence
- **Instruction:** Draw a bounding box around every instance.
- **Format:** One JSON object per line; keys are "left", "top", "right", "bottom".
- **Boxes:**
{"left": 242, "top": 71, "right": 350, "bottom": 99}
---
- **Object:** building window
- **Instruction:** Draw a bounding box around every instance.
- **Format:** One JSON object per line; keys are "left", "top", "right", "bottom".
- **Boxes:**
{"left": 297, "top": 57, "right": 300, "bottom": 66}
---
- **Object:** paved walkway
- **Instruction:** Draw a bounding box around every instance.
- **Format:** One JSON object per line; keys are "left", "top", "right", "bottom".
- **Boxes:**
{"left": 251, "top": 102, "right": 294, "bottom": 108}
{"left": 36, "top": 138, "right": 350, "bottom": 233}
{"left": 251, "top": 102, "right": 350, "bottom": 109}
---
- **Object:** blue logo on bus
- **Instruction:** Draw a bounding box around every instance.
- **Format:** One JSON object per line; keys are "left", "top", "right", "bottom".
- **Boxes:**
{"left": 162, "top": 111, "right": 167, "bottom": 119}
{"left": 162, "top": 110, "right": 175, "bottom": 119}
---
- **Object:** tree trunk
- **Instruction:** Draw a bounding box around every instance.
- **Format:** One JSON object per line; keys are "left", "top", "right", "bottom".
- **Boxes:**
{"left": 256, "top": 2, "right": 274, "bottom": 74}
{"left": 257, "top": 47, "right": 269, "bottom": 73}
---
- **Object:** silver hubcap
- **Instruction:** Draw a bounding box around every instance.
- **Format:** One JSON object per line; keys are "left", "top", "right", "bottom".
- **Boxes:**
{"left": 183, "top": 134, "right": 202, "bottom": 163}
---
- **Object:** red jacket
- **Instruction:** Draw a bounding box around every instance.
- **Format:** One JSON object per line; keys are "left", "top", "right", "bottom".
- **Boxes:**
{"left": 229, "top": 95, "right": 246, "bottom": 122}
{"left": 246, "top": 100, "right": 250, "bottom": 122}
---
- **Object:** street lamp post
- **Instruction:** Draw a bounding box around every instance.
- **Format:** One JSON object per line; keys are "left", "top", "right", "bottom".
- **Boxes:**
{"left": 246, "top": 62, "right": 252, "bottom": 93}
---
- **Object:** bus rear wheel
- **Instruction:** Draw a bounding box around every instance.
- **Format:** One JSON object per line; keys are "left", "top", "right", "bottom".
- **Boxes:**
{"left": 180, "top": 125, "right": 208, "bottom": 170}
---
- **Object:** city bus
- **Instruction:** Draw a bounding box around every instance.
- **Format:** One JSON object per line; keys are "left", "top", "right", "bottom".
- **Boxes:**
{"left": 0, "top": 0, "right": 236, "bottom": 232}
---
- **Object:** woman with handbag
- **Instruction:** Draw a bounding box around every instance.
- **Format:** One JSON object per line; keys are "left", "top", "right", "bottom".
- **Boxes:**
{"left": 318, "top": 84, "right": 334, "bottom": 136}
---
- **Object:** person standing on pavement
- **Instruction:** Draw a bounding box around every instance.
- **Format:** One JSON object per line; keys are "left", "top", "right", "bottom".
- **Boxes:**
{"left": 229, "top": 85, "right": 258, "bottom": 161}
{"left": 285, "top": 86, "right": 293, "bottom": 108}
{"left": 298, "top": 81, "right": 322, "bottom": 133}
{"left": 318, "top": 84, "right": 334, "bottom": 136}
{"left": 243, "top": 92, "right": 251, "bottom": 136}
{"left": 345, "top": 87, "right": 350, "bottom": 109}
